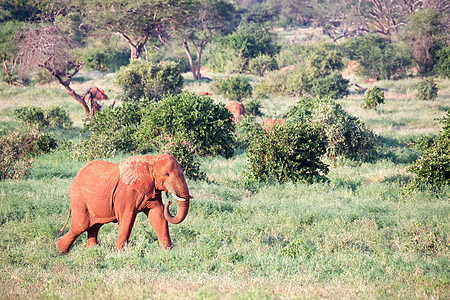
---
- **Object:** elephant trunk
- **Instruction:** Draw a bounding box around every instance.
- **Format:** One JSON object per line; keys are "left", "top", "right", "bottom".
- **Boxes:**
{"left": 164, "top": 199, "right": 190, "bottom": 224}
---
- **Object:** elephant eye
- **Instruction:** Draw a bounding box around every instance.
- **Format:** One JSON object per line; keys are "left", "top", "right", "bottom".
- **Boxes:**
{"left": 164, "top": 172, "right": 169, "bottom": 177}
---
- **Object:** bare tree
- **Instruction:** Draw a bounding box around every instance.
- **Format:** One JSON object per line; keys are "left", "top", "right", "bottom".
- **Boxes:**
{"left": 17, "top": 24, "right": 91, "bottom": 117}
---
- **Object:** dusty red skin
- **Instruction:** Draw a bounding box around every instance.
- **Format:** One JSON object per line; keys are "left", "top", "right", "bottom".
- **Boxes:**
{"left": 225, "top": 102, "right": 246, "bottom": 123}
{"left": 261, "top": 118, "right": 285, "bottom": 131}
{"left": 56, "top": 154, "right": 192, "bottom": 254}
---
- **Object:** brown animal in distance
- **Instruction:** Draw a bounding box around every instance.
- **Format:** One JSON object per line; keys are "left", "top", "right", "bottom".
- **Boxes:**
{"left": 225, "top": 102, "right": 246, "bottom": 123}
{"left": 82, "top": 87, "right": 109, "bottom": 119}
{"left": 261, "top": 118, "right": 285, "bottom": 131}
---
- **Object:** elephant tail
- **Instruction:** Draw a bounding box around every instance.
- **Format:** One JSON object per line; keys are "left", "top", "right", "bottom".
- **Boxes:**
{"left": 57, "top": 206, "right": 71, "bottom": 238}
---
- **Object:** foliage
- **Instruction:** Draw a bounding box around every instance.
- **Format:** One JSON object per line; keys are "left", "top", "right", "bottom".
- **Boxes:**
{"left": 217, "top": 22, "right": 281, "bottom": 60}
{"left": 72, "top": 102, "right": 146, "bottom": 161}
{"left": 246, "top": 122, "right": 328, "bottom": 184}
{"left": 342, "top": 34, "right": 412, "bottom": 80}
{"left": 137, "top": 92, "right": 235, "bottom": 158}
{"left": 433, "top": 47, "right": 450, "bottom": 78}
{"left": 415, "top": 78, "right": 438, "bottom": 100}
{"left": 248, "top": 54, "right": 278, "bottom": 76}
{"left": 0, "top": 20, "right": 24, "bottom": 84}
{"left": 114, "top": 60, "right": 183, "bottom": 102}
{"left": 0, "top": 127, "right": 38, "bottom": 180}
{"left": 14, "top": 106, "right": 72, "bottom": 132}
{"left": 203, "top": 44, "right": 246, "bottom": 74}
{"left": 210, "top": 76, "right": 252, "bottom": 102}
{"left": 244, "top": 97, "right": 263, "bottom": 117}
{"left": 408, "top": 110, "right": 450, "bottom": 189}
{"left": 234, "top": 116, "right": 264, "bottom": 149}
{"left": 309, "top": 71, "right": 349, "bottom": 99}
{"left": 82, "top": 43, "right": 130, "bottom": 72}
{"left": 363, "top": 87, "right": 385, "bottom": 109}
{"left": 405, "top": 9, "right": 447, "bottom": 74}
{"left": 311, "top": 100, "right": 379, "bottom": 160}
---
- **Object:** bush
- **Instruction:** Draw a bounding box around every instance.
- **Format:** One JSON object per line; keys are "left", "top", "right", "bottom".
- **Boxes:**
{"left": 244, "top": 98, "right": 263, "bottom": 117}
{"left": 137, "top": 92, "right": 235, "bottom": 158}
{"left": 114, "top": 60, "right": 183, "bottom": 102}
{"left": 14, "top": 106, "right": 72, "bottom": 131}
{"left": 211, "top": 77, "right": 252, "bottom": 102}
{"left": 311, "top": 100, "right": 379, "bottom": 160}
{"left": 246, "top": 122, "right": 328, "bottom": 184}
{"left": 235, "top": 116, "right": 264, "bottom": 149}
{"left": 408, "top": 110, "right": 450, "bottom": 189}
{"left": 72, "top": 102, "right": 146, "bottom": 161}
{"left": 342, "top": 34, "right": 412, "bottom": 80}
{"left": 82, "top": 44, "right": 130, "bottom": 72}
{"left": 203, "top": 44, "right": 246, "bottom": 74}
{"left": 309, "top": 71, "right": 349, "bottom": 99}
{"left": 433, "top": 47, "right": 450, "bottom": 78}
{"left": 416, "top": 78, "right": 438, "bottom": 100}
{"left": 248, "top": 54, "right": 278, "bottom": 76}
{"left": 363, "top": 87, "right": 385, "bottom": 109}
{"left": 0, "top": 127, "right": 38, "bottom": 180}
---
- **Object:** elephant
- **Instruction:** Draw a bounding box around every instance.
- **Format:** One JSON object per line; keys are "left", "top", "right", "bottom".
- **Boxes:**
{"left": 225, "top": 102, "right": 246, "bottom": 123}
{"left": 261, "top": 118, "right": 285, "bottom": 131}
{"left": 56, "top": 154, "right": 193, "bottom": 254}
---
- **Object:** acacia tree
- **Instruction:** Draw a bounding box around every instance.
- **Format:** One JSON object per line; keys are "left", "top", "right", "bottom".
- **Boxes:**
{"left": 86, "top": 0, "right": 197, "bottom": 60}
{"left": 175, "top": 0, "right": 237, "bottom": 80}
{"left": 0, "top": 20, "right": 24, "bottom": 85}
{"left": 17, "top": 24, "right": 91, "bottom": 116}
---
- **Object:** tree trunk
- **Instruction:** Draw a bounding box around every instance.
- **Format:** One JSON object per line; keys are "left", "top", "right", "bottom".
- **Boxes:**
{"left": 183, "top": 40, "right": 198, "bottom": 80}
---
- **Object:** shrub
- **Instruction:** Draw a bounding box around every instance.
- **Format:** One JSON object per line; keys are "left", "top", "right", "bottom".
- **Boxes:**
{"left": 311, "top": 100, "right": 379, "bottom": 160}
{"left": 203, "top": 44, "right": 246, "bottom": 74}
{"left": 114, "top": 60, "right": 183, "bottom": 102}
{"left": 14, "top": 106, "right": 72, "bottom": 131}
{"left": 363, "top": 87, "right": 385, "bottom": 109}
{"left": 244, "top": 98, "right": 263, "bottom": 117}
{"left": 71, "top": 102, "right": 146, "bottom": 161}
{"left": 82, "top": 44, "right": 130, "bottom": 72}
{"left": 211, "top": 77, "right": 252, "bottom": 102}
{"left": 309, "top": 71, "right": 349, "bottom": 99}
{"left": 416, "top": 78, "right": 438, "bottom": 100}
{"left": 342, "top": 34, "right": 412, "bottom": 79}
{"left": 408, "top": 110, "right": 450, "bottom": 189}
{"left": 246, "top": 122, "right": 329, "bottom": 184}
{"left": 433, "top": 47, "right": 450, "bottom": 78}
{"left": 136, "top": 92, "right": 235, "bottom": 158}
{"left": 235, "top": 116, "right": 264, "bottom": 149}
{"left": 0, "top": 127, "right": 38, "bottom": 180}
{"left": 248, "top": 54, "right": 278, "bottom": 76}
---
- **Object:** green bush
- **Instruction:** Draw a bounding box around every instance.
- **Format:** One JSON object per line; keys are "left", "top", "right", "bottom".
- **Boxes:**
{"left": 433, "top": 47, "right": 450, "bottom": 78}
{"left": 342, "top": 34, "right": 412, "bottom": 80}
{"left": 416, "top": 78, "right": 438, "bottom": 100}
{"left": 203, "top": 44, "right": 246, "bottom": 74}
{"left": 72, "top": 102, "right": 146, "bottom": 161}
{"left": 244, "top": 97, "right": 263, "bottom": 117}
{"left": 82, "top": 45, "right": 130, "bottom": 72}
{"left": 0, "top": 127, "right": 38, "bottom": 180}
{"left": 14, "top": 105, "right": 72, "bottom": 131}
{"left": 311, "top": 100, "right": 379, "bottom": 160}
{"left": 248, "top": 54, "right": 278, "bottom": 76}
{"left": 363, "top": 87, "right": 385, "bottom": 109}
{"left": 114, "top": 60, "right": 183, "bottom": 102}
{"left": 408, "top": 110, "right": 450, "bottom": 189}
{"left": 137, "top": 92, "right": 235, "bottom": 158}
{"left": 246, "top": 122, "right": 328, "bottom": 184}
{"left": 309, "top": 71, "right": 349, "bottom": 99}
{"left": 211, "top": 77, "right": 253, "bottom": 102}
{"left": 235, "top": 116, "right": 264, "bottom": 149}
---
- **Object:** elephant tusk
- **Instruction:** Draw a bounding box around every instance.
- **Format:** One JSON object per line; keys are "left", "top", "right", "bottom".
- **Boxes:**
{"left": 171, "top": 193, "right": 187, "bottom": 201}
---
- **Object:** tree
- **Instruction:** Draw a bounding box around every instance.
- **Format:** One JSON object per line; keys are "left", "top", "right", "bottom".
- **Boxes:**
{"left": 175, "top": 0, "right": 238, "bottom": 80}
{"left": 17, "top": 24, "right": 93, "bottom": 117}
{"left": 85, "top": 0, "right": 197, "bottom": 60}
{"left": 0, "top": 20, "right": 24, "bottom": 85}
{"left": 405, "top": 8, "right": 447, "bottom": 74}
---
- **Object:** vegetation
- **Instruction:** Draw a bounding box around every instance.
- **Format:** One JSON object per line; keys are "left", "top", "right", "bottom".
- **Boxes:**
{"left": 210, "top": 77, "right": 253, "bottom": 102}
{"left": 363, "top": 87, "right": 385, "bottom": 109}
{"left": 416, "top": 78, "right": 439, "bottom": 101}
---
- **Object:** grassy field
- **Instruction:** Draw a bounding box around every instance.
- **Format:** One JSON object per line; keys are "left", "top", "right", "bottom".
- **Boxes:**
{"left": 0, "top": 74, "right": 449, "bottom": 299}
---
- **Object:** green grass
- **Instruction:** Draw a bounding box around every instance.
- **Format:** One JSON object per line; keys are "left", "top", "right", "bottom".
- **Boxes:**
{"left": 0, "top": 74, "right": 449, "bottom": 299}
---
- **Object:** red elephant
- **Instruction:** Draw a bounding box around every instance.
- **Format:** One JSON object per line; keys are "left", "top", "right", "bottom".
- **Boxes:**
{"left": 261, "top": 118, "right": 285, "bottom": 131}
{"left": 225, "top": 102, "right": 246, "bottom": 123}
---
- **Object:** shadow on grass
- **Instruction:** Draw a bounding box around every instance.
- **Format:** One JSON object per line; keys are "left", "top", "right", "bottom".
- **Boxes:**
{"left": 379, "top": 136, "right": 420, "bottom": 164}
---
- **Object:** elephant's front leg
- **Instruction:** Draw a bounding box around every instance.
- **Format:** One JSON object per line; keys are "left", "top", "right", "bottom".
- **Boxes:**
{"left": 115, "top": 212, "right": 137, "bottom": 251}
{"left": 145, "top": 203, "right": 172, "bottom": 249}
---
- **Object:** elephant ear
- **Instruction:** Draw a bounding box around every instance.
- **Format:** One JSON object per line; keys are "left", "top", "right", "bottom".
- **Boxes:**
{"left": 119, "top": 156, "right": 155, "bottom": 197}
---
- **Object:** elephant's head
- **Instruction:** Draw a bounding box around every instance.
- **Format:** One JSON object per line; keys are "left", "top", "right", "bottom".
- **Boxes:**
{"left": 119, "top": 154, "right": 193, "bottom": 224}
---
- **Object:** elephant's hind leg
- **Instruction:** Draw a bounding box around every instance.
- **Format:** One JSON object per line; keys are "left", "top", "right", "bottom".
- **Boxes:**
{"left": 87, "top": 224, "right": 102, "bottom": 247}
{"left": 56, "top": 229, "right": 81, "bottom": 254}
